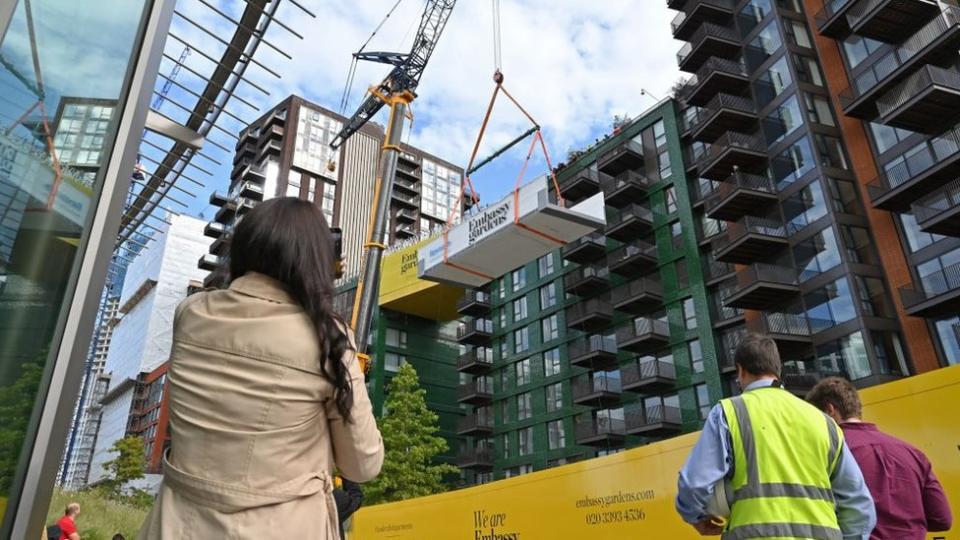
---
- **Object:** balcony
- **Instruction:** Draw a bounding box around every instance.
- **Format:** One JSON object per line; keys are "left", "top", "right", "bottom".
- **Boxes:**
{"left": 457, "top": 414, "right": 494, "bottom": 437}
{"left": 686, "top": 93, "right": 758, "bottom": 143}
{"left": 394, "top": 176, "right": 420, "bottom": 195}
{"left": 608, "top": 241, "right": 659, "bottom": 277}
{"left": 867, "top": 123, "right": 960, "bottom": 211}
{"left": 457, "top": 447, "right": 494, "bottom": 469}
{"left": 690, "top": 178, "right": 718, "bottom": 208}
{"left": 713, "top": 216, "right": 788, "bottom": 265}
{"left": 605, "top": 204, "right": 655, "bottom": 241}
{"left": 574, "top": 417, "right": 626, "bottom": 447}
{"left": 198, "top": 253, "right": 220, "bottom": 272}
{"left": 203, "top": 221, "right": 225, "bottom": 239}
{"left": 616, "top": 317, "right": 671, "bottom": 356}
{"left": 723, "top": 264, "right": 799, "bottom": 310}
{"left": 601, "top": 170, "right": 655, "bottom": 207}
{"left": 396, "top": 208, "right": 418, "bottom": 223}
{"left": 625, "top": 404, "right": 683, "bottom": 437}
{"left": 815, "top": 0, "right": 857, "bottom": 37}
{"left": 234, "top": 141, "right": 256, "bottom": 163}
{"left": 705, "top": 171, "right": 777, "bottom": 222}
{"left": 214, "top": 201, "right": 237, "bottom": 224}
{"left": 238, "top": 181, "right": 263, "bottom": 201}
{"left": 598, "top": 140, "right": 644, "bottom": 176}
{"left": 876, "top": 65, "right": 960, "bottom": 134}
{"left": 712, "top": 297, "right": 744, "bottom": 330}
{"left": 839, "top": 7, "right": 960, "bottom": 119}
{"left": 392, "top": 191, "right": 420, "bottom": 209}
{"left": 210, "top": 235, "right": 228, "bottom": 257}
{"left": 747, "top": 312, "right": 813, "bottom": 357}
{"left": 899, "top": 261, "right": 960, "bottom": 318}
{"left": 564, "top": 264, "right": 610, "bottom": 297}
{"left": 612, "top": 278, "right": 664, "bottom": 315}
{"left": 677, "top": 22, "right": 741, "bottom": 73}
{"left": 560, "top": 168, "right": 603, "bottom": 201}
{"left": 457, "top": 290, "right": 491, "bottom": 316}
{"left": 562, "top": 232, "right": 607, "bottom": 264}
{"left": 395, "top": 223, "right": 417, "bottom": 239}
{"left": 209, "top": 191, "right": 229, "bottom": 208}
{"left": 396, "top": 162, "right": 421, "bottom": 180}
{"left": 572, "top": 373, "right": 623, "bottom": 408}
{"left": 680, "top": 57, "right": 749, "bottom": 107}
{"left": 782, "top": 367, "right": 822, "bottom": 396}
{"left": 622, "top": 359, "right": 677, "bottom": 394}
{"left": 566, "top": 298, "right": 615, "bottom": 332}
{"left": 667, "top": 0, "right": 688, "bottom": 9}
{"left": 671, "top": 0, "right": 736, "bottom": 40}
{"left": 457, "top": 347, "right": 494, "bottom": 375}
{"left": 697, "top": 132, "right": 767, "bottom": 181}
{"left": 845, "top": 0, "right": 939, "bottom": 42}
{"left": 703, "top": 257, "right": 736, "bottom": 285}
{"left": 398, "top": 152, "right": 420, "bottom": 166}
{"left": 236, "top": 198, "right": 256, "bottom": 216}
{"left": 568, "top": 334, "right": 619, "bottom": 371}
{"left": 457, "top": 318, "right": 493, "bottom": 345}
{"left": 912, "top": 179, "right": 960, "bottom": 236}
{"left": 457, "top": 379, "right": 493, "bottom": 405}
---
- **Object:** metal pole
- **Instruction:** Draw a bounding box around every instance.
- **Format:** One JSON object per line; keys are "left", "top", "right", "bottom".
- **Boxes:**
{"left": 351, "top": 97, "right": 408, "bottom": 361}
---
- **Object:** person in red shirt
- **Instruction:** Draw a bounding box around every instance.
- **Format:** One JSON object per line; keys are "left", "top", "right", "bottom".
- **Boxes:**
{"left": 56, "top": 503, "right": 81, "bottom": 540}
{"left": 807, "top": 377, "right": 953, "bottom": 539}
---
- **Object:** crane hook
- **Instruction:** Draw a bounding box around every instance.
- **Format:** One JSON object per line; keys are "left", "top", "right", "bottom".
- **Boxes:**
{"left": 493, "top": 70, "right": 504, "bottom": 85}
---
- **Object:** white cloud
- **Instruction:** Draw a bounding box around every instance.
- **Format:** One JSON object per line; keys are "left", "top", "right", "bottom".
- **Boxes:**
{"left": 170, "top": 0, "right": 682, "bottom": 209}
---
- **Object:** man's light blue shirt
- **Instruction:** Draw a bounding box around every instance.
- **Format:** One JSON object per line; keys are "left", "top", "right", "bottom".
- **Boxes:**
{"left": 675, "top": 379, "right": 876, "bottom": 540}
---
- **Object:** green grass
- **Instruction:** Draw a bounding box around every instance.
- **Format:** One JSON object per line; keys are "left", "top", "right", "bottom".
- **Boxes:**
{"left": 46, "top": 489, "right": 149, "bottom": 540}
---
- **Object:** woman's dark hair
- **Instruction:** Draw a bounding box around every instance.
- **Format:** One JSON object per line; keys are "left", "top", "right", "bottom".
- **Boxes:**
{"left": 229, "top": 197, "right": 354, "bottom": 420}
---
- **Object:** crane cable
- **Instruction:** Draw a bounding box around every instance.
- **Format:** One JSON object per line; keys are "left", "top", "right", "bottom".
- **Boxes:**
{"left": 337, "top": 0, "right": 407, "bottom": 117}
{"left": 492, "top": 0, "right": 502, "bottom": 73}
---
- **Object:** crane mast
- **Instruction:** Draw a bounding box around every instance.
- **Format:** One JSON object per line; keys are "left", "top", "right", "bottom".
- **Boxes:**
{"left": 332, "top": 0, "right": 457, "bottom": 373}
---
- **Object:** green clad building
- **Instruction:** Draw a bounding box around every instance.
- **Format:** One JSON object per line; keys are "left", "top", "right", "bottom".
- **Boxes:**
{"left": 454, "top": 99, "right": 730, "bottom": 484}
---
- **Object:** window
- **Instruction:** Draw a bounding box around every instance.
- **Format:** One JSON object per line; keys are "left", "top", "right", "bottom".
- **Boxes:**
{"left": 898, "top": 213, "right": 944, "bottom": 253}
{"left": 806, "top": 277, "right": 857, "bottom": 333}
{"left": 934, "top": 316, "right": 960, "bottom": 366}
{"left": 517, "top": 392, "right": 533, "bottom": 420}
{"left": 665, "top": 186, "right": 678, "bottom": 214}
{"left": 519, "top": 427, "right": 534, "bottom": 456}
{"left": 385, "top": 328, "right": 407, "bottom": 347}
{"left": 512, "top": 268, "right": 527, "bottom": 292}
{"left": 764, "top": 95, "right": 804, "bottom": 146}
{"left": 917, "top": 247, "right": 960, "bottom": 297}
{"left": 384, "top": 353, "right": 405, "bottom": 372}
{"left": 542, "top": 314, "right": 560, "bottom": 342}
{"left": 546, "top": 383, "right": 563, "bottom": 412}
{"left": 513, "top": 296, "right": 529, "bottom": 322}
{"left": 658, "top": 149, "right": 672, "bottom": 180}
{"left": 784, "top": 180, "right": 828, "bottom": 233}
{"left": 548, "top": 420, "right": 566, "bottom": 450}
{"left": 499, "top": 308, "right": 507, "bottom": 330}
{"left": 745, "top": 21, "right": 784, "bottom": 72}
{"left": 498, "top": 280, "right": 506, "bottom": 299}
{"left": 683, "top": 298, "right": 698, "bottom": 330}
{"left": 795, "top": 55, "right": 825, "bottom": 87}
{"left": 842, "top": 34, "right": 885, "bottom": 69}
{"left": 518, "top": 464, "right": 534, "bottom": 475}
{"left": 514, "top": 326, "right": 530, "bottom": 354}
{"left": 817, "top": 331, "right": 872, "bottom": 380}
{"left": 869, "top": 122, "right": 913, "bottom": 154}
{"left": 756, "top": 57, "right": 793, "bottom": 107}
{"left": 653, "top": 120, "right": 667, "bottom": 147}
{"left": 499, "top": 340, "right": 509, "bottom": 361}
{"left": 501, "top": 399, "right": 511, "bottom": 423}
{"left": 856, "top": 276, "right": 895, "bottom": 319}
{"left": 794, "top": 226, "right": 842, "bottom": 282}
{"left": 676, "top": 259, "right": 689, "bottom": 290}
{"left": 543, "top": 347, "right": 562, "bottom": 377}
{"left": 827, "top": 177, "right": 861, "bottom": 215}
{"left": 499, "top": 369, "right": 510, "bottom": 393}
{"left": 815, "top": 135, "right": 849, "bottom": 170}
{"left": 770, "top": 136, "right": 815, "bottom": 190}
{"left": 689, "top": 339, "right": 704, "bottom": 373}
{"left": 671, "top": 221, "right": 683, "bottom": 252}
{"left": 840, "top": 225, "right": 879, "bottom": 266}
{"left": 320, "top": 180, "right": 336, "bottom": 222}
{"left": 540, "top": 282, "right": 558, "bottom": 309}
{"left": 502, "top": 434, "right": 511, "bottom": 458}
{"left": 515, "top": 358, "right": 531, "bottom": 386}
{"left": 787, "top": 20, "right": 812, "bottom": 48}
{"left": 738, "top": 0, "right": 773, "bottom": 37}
{"left": 538, "top": 253, "right": 555, "bottom": 278}
{"left": 695, "top": 384, "right": 711, "bottom": 420}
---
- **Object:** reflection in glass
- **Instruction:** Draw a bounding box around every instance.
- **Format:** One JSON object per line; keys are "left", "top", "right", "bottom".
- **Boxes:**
{"left": 756, "top": 57, "right": 793, "bottom": 108}
{"left": 784, "top": 179, "right": 828, "bottom": 233}
{"left": 934, "top": 316, "right": 960, "bottom": 366}
{"left": 770, "top": 136, "right": 815, "bottom": 190}
{"left": 794, "top": 226, "right": 841, "bottom": 282}
{"left": 817, "top": 331, "right": 872, "bottom": 380}
{"left": 0, "top": 0, "right": 149, "bottom": 527}
{"left": 805, "top": 277, "right": 857, "bottom": 332}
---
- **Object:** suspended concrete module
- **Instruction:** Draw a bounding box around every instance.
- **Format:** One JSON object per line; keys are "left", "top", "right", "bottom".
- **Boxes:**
{"left": 418, "top": 176, "right": 606, "bottom": 288}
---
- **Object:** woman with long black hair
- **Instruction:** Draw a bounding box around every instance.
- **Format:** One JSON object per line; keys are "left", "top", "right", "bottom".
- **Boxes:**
{"left": 139, "top": 197, "right": 383, "bottom": 539}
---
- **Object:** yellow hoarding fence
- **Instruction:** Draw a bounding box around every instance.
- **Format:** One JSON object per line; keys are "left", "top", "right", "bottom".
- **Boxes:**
{"left": 351, "top": 365, "right": 960, "bottom": 539}
{"left": 378, "top": 236, "right": 463, "bottom": 321}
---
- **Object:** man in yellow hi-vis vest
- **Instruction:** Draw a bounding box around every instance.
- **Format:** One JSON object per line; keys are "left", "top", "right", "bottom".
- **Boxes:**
{"left": 676, "top": 334, "right": 877, "bottom": 539}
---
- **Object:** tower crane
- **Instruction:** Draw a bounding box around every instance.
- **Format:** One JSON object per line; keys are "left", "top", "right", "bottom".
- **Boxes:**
{"left": 331, "top": 0, "right": 457, "bottom": 373}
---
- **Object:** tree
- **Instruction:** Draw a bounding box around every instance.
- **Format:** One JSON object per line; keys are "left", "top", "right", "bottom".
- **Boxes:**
{"left": 0, "top": 355, "right": 45, "bottom": 494}
{"left": 98, "top": 435, "right": 148, "bottom": 504}
{"left": 364, "top": 363, "right": 458, "bottom": 504}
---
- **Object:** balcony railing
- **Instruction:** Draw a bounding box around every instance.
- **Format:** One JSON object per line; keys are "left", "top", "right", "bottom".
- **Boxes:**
{"left": 845, "top": 0, "right": 940, "bottom": 42}
{"left": 457, "top": 414, "right": 494, "bottom": 435}
{"left": 671, "top": 0, "right": 737, "bottom": 39}
{"left": 900, "top": 261, "right": 960, "bottom": 317}
{"left": 723, "top": 263, "right": 799, "bottom": 310}
{"left": 612, "top": 278, "right": 664, "bottom": 315}
{"left": 697, "top": 132, "right": 766, "bottom": 179}
{"left": 622, "top": 359, "right": 677, "bottom": 392}
{"left": 876, "top": 64, "right": 960, "bottom": 133}
{"left": 839, "top": 7, "right": 960, "bottom": 115}
{"left": 608, "top": 241, "right": 659, "bottom": 276}
{"left": 457, "top": 347, "right": 494, "bottom": 372}
{"left": 566, "top": 297, "right": 614, "bottom": 331}
{"left": 752, "top": 312, "right": 812, "bottom": 337}
{"left": 598, "top": 140, "right": 645, "bottom": 175}
{"left": 572, "top": 373, "right": 623, "bottom": 400}
{"left": 616, "top": 317, "right": 670, "bottom": 355}
{"left": 679, "top": 57, "right": 749, "bottom": 105}
{"left": 458, "top": 290, "right": 491, "bottom": 314}
{"left": 392, "top": 192, "right": 420, "bottom": 206}
{"left": 684, "top": 93, "right": 757, "bottom": 139}
{"left": 457, "top": 318, "right": 493, "bottom": 340}
{"left": 457, "top": 447, "right": 494, "bottom": 468}
{"left": 575, "top": 417, "right": 626, "bottom": 444}
{"left": 568, "top": 334, "right": 618, "bottom": 369}
{"left": 705, "top": 171, "right": 777, "bottom": 221}
{"left": 867, "top": 121, "right": 960, "bottom": 210}
{"left": 677, "top": 22, "right": 740, "bottom": 72}
{"left": 457, "top": 379, "right": 493, "bottom": 400}
{"left": 912, "top": 179, "right": 960, "bottom": 235}
{"left": 733, "top": 263, "right": 797, "bottom": 290}
{"left": 562, "top": 231, "right": 607, "bottom": 263}
{"left": 625, "top": 404, "right": 683, "bottom": 435}
{"left": 713, "top": 215, "right": 788, "bottom": 261}
{"left": 815, "top": 0, "right": 857, "bottom": 36}
{"left": 560, "top": 168, "right": 603, "bottom": 200}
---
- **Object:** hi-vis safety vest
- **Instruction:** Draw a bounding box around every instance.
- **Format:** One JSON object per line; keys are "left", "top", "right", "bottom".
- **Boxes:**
{"left": 719, "top": 386, "right": 844, "bottom": 540}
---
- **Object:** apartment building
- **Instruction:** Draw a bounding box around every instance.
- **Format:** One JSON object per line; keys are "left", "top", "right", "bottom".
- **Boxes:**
{"left": 454, "top": 100, "right": 728, "bottom": 483}
{"left": 200, "top": 95, "right": 468, "bottom": 285}
{"left": 803, "top": 0, "right": 960, "bottom": 366}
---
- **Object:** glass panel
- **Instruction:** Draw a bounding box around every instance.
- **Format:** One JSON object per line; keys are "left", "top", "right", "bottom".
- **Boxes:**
{"left": 755, "top": 57, "right": 793, "bottom": 108}
{"left": 783, "top": 179, "right": 828, "bottom": 233}
{"left": 738, "top": 0, "right": 774, "bottom": 38}
{"left": 745, "top": 21, "right": 784, "bottom": 72}
{"left": 764, "top": 95, "right": 805, "bottom": 147}
{"left": 793, "top": 226, "right": 841, "bottom": 282}
{"left": 805, "top": 277, "right": 857, "bottom": 332}
{"left": 933, "top": 316, "right": 960, "bottom": 366}
{"left": 770, "top": 136, "right": 815, "bottom": 190}
{"left": 817, "top": 331, "right": 872, "bottom": 380}
{"left": 0, "top": 0, "right": 150, "bottom": 525}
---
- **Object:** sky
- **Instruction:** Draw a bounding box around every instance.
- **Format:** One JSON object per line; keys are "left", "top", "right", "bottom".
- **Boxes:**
{"left": 165, "top": 0, "right": 683, "bottom": 219}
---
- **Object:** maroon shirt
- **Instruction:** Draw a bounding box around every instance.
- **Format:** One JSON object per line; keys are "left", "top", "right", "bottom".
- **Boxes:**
{"left": 841, "top": 422, "right": 952, "bottom": 539}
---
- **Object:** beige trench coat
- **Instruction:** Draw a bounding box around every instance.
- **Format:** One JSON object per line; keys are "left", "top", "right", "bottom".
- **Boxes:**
{"left": 139, "top": 273, "right": 384, "bottom": 539}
